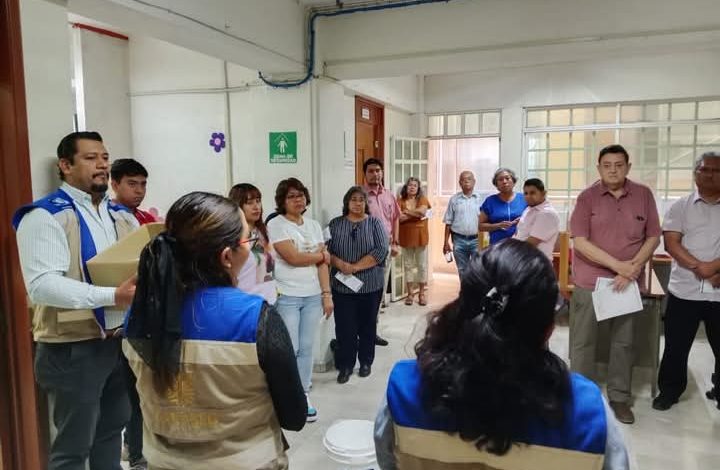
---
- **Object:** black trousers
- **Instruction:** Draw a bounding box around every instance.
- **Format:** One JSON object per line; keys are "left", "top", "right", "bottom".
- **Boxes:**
{"left": 122, "top": 355, "right": 144, "bottom": 464}
{"left": 333, "top": 290, "right": 383, "bottom": 370}
{"left": 658, "top": 294, "right": 720, "bottom": 401}
{"left": 35, "top": 339, "right": 130, "bottom": 470}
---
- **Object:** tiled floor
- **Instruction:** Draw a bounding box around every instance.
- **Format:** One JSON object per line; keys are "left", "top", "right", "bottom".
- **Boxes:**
{"left": 125, "top": 274, "right": 720, "bottom": 469}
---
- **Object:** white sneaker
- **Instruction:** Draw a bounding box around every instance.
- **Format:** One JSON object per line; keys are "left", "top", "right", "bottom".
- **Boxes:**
{"left": 306, "top": 394, "right": 318, "bottom": 423}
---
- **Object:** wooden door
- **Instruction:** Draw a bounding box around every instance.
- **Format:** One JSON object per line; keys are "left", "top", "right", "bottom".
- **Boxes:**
{"left": 355, "top": 97, "right": 384, "bottom": 184}
{"left": 0, "top": 0, "right": 44, "bottom": 469}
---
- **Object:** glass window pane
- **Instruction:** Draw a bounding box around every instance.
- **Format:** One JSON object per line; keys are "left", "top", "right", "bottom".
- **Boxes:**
{"left": 412, "top": 141, "right": 420, "bottom": 160}
{"left": 482, "top": 113, "right": 500, "bottom": 134}
{"left": 527, "top": 151, "right": 546, "bottom": 169}
{"left": 570, "top": 132, "right": 585, "bottom": 149}
{"left": 620, "top": 105, "right": 643, "bottom": 123}
{"left": 671, "top": 102, "right": 696, "bottom": 120}
{"left": 549, "top": 132, "right": 570, "bottom": 149}
{"left": 571, "top": 150, "right": 585, "bottom": 169}
{"left": 642, "top": 127, "right": 663, "bottom": 147}
{"left": 668, "top": 169, "right": 693, "bottom": 191}
{"left": 440, "top": 140, "right": 457, "bottom": 194}
{"left": 696, "top": 124, "right": 720, "bottom": 145}
{"left": 548, "top": 150, "right": 569, "bottom": 169}
{"left": 403, "top": 140, "right": 412, "bottom": 160}
{"left": 572, "top": 108, "right": 593, "bottom": 125}
{"left": 594, "top": 130, "right": 616, "bottom": 149}
{"left": 419, "top": 164, "right": 427, "bottom": 183}
{"left": 570, "top": 171, "right": 586, "bottom": 190}
{"left": 547, "top": 171, "right": 569, "bottom": 190}
{"left": 527, "top": 133, "right": 547, "bottom": 150}
{"left": 549, "top": 109, "right": 571, "bottom": 126}
{"left": 464, "top": 113, "right": 480, "bottom": 135}
{"left": 698, "top": 101, "right": 720, "bottom": 119}
{"left": 595, "top": 106, "right": 616, "bottom": 124}
{"left": 420, "top": 141, "right": 428, "bottom": 160}
{"left": 645, "top": 104, "right": 669, "bottom": 122}
{"left": 633, "top": 168, "right": 660, "bottom": 192}
{"left": 527, "top": 110, "right": 547, "bottom": 128}
{"left": 668, "top": 147, "right": 695, "bottom": 168}
{"left": 428, "top": 115, "right": 443, "bottom": 136}
{"left": 394, "top": 163, "right": 403, "bottom": 184}
{"left": 670, "top": 125, "right": 695, "bottom": 146}
{"left": 394, "top": 140, "right": 403, "bottom": 160}
{"left": 447, "top": 115, "right": 462, "bottom": 136}
{"left": 619, "top": 128, "right": 642, "bottom": 148}
{"left": 640, "top": 146, "right": 662, "bottom": 168}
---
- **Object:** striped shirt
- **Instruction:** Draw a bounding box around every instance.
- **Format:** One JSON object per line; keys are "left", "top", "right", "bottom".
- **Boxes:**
{"left": 15, "top": 183, "right": 138, "bottom": 328}
{"left": 443, "top": 192, "right": 481, "bottom": 237}
{"left": 326, "top": 216, "right": 388, "bottom": 294}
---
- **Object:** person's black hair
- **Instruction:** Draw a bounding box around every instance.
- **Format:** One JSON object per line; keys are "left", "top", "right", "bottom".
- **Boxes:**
{"left": 229, "top": 183, "right": 269, "bottom": 243}
{"left": 491, "top": 168, "right": 518, "bottom": 186}
{"left": 523, "top": 178, "right": 545, "bottom": 192}
{"left": 56, "top": 131, "right": 103, "bottom": 180}
{"left": 400, "top": 176, "right": 424, "bottom": 200}
{"left": 363, "top": 158, "right": 384, "bottom": 173}
{"left": 598, "top": 144, "right": 629, "bottom": 164}
{"left": 110, "top": 158, "right": 149, "bottom": 182}
{"left": 415, "top": 239, "right": 569, "bottom": 456}
{"left": 126, "top": 191, "right": 245, "bottom": 395}
{"left": 274, "top": 177, "right": 311, "bottom": 214}
{"left": 341, "top": 186, "right": 370, "bottom": 216}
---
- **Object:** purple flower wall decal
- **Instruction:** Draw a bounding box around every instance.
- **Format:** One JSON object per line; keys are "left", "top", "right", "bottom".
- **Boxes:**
{"left": 209, "top": 132, "right": 226, "bottom": 153}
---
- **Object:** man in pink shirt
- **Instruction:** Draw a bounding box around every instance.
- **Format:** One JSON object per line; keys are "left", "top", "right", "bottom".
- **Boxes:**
{"left": 569, "top": 144, "right": 661, "bottom": 425}
{"left": 513, "top": 178, "right": 559, "bottom": 260}
{"left": 363, "top": 158, "right": 400, "bottom": 347}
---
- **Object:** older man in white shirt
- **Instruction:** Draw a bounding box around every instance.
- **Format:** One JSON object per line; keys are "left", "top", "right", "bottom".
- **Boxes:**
{"left": 653, "top": 151, "right": 720, "bottom": 411}
{"left": 13, "top": 132, "right": 138, "bottom": 470}
{"left": 514, "top": 178, "right": 560, "bottom": 260}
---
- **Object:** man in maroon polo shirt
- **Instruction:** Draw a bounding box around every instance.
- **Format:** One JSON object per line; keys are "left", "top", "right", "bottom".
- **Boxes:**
{"left": 569, "top": 144, "right": 661, "bottom": 425}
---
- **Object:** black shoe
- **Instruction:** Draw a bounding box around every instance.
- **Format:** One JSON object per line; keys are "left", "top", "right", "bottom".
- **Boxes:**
{"left": 375, "top": 335, "right": 389, "bottom": 346}
{"left": 706, "top": 387, "right": 716, "bottom": 400}
{"left": 337, "top": 369, "right": 352, "bottom": 384}
{"left": 652, "top": 395, "right": 678, "bottom": 411}
{"left": 359, "top": 364, "right": 371, "bottom": 377}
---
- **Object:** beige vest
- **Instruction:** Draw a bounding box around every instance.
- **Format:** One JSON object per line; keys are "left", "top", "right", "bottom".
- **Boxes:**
{"left": 393, "top": 425, "right": 604, "bottom": 470}
{"left": 31, "top": 206, "right": 136, "bottom": 342}
{"left": 123, "top": 339, "right": 286, "bottom": 470}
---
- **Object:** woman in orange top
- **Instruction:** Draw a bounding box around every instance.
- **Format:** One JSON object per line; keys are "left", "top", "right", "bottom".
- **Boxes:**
{"left": 398, "top": 177, "right": 431, "bottom": 306}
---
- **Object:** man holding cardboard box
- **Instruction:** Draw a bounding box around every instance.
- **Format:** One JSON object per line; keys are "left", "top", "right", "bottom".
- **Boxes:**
{"left": 13, "top": 131, "right": 139, "bottom": 470}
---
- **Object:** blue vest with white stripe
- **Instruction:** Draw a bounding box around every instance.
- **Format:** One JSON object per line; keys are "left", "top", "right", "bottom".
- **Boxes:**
{"left": 12, "top": 188, "right": 133, "bottom": 329}
{"left": 387, "top": 359, "right": 607, "bottom": 456}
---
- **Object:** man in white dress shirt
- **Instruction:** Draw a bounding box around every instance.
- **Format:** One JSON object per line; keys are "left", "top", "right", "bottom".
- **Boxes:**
{"left": 13, "top": 132, "right": 138, "bottom": 470}
{"left": 513, "top": 178, "right": 560, "bottom": 260}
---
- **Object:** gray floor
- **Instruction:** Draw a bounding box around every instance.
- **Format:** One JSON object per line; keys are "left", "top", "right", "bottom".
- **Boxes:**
{"left": 125, "top": 274, "right": 720, "bottom": 469}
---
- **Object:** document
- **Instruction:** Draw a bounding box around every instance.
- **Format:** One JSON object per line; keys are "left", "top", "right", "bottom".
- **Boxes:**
{"left": 335, "top": 272, "right": 364, "bottom": 293}
{"left": 591, "top": 277, "right": 643, "bottom": 321}
{"left": 701, "top": 279, "right": 720, "bottom": 294}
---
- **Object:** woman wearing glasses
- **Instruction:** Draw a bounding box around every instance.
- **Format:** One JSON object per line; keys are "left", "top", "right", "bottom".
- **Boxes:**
{"left": 124, "top": 192, "right": 306, "bottom": 470}
{"left": 267, "top": 178, "right": 333, "bottom": 422}
{"left": 327, "top": 186, "right": 389, "bottom": 384}
{"left": 229, "top": 183, "right": 277, "bottom": 304}
{"left": 479, "top": 168, "right": 527, "bottom": 245}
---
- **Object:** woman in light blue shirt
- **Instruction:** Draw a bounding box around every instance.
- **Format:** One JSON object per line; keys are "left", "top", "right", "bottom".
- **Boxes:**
{"left": 479, "top": 168, "right": 527, "bottom": 244}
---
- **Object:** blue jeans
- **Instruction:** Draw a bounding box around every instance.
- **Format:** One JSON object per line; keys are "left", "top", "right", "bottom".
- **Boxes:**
{"left": 276, "top": 294, "right": 323, "bottom": 392}
{"left": 452, "top": 234, "right": 478, "bottom": 279}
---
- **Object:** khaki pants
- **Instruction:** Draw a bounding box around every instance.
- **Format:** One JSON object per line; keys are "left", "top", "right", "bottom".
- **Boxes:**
{"left": 402, "top": 246, "right": 428, "bottom": 283}
{"left": 569, "top": 287, "right": 635, "bottom": 403}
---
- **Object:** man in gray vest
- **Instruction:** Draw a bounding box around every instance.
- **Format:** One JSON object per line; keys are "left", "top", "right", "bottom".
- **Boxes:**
{"left": 13, "top": 131, "right": 138, "bottom": 470}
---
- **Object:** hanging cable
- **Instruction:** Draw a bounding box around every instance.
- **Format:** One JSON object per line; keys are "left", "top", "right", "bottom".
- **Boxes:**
{"left": 258, "top": 0, "right": 452, "bottom": 88}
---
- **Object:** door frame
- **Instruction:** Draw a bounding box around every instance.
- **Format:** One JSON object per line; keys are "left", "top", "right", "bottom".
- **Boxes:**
{"left": 0, "top": 0, "right": 43, "bottom": 469}
{"left": 354, "top": 96, "right": 384, "bottom": 185}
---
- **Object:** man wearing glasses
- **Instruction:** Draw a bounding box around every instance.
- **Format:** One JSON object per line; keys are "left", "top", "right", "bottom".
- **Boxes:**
{"left": 653, "top": 151, "right": 720, "bottom": 411}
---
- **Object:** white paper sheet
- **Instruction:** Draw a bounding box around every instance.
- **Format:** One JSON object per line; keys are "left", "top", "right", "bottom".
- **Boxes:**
{"left": 701, "top": 279, "right": 720, "bottom": 294}
{"left": 591, "top": 277, "right": 643, "bottom": 321}
{"left": 335, "top": 272, "right": 364, "bottom": 293}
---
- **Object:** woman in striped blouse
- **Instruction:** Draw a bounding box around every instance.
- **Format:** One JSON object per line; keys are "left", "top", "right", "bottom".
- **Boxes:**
{"left": 327, "top": 186, "right": 389, "bottom": 384}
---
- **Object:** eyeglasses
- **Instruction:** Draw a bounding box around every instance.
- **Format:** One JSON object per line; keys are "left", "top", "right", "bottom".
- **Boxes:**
{"left": 696, "top": 166, "right": 720, "bottom": 176}
{"left": 239, "top": 236, "right": 259, "bottom": 249}
{"left": 286, "top": 192, "right": 306, "bottom": 201}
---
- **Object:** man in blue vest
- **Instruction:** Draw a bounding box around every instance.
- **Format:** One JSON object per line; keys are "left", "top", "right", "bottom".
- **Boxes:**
{"left": 14, "top": 131, "right": 138, "bottom": 470}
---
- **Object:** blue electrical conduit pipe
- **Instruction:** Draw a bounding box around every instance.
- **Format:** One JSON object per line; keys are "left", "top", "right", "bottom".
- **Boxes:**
{"left": 259, "top": 0, "right": 452, "bottom": 88}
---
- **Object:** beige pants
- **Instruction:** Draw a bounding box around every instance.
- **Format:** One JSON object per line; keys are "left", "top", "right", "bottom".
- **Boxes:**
{"left": 569, "top": 287, "right": 635, "bottom": 403}
{"left": 403, "top": 246, "right": 428, "bottom": 283}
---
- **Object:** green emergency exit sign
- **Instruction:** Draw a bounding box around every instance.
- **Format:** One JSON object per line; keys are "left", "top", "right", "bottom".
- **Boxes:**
{"left": 269, "top": 132, "right": 297, "bottom": 164}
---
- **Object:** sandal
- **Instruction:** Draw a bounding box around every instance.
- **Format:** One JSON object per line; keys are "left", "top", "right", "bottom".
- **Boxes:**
{"left": 418, "top": 293, "right": 427, "bottom": 306}
{"left": 404, "top": 294, "right": 414, "bottom": 305}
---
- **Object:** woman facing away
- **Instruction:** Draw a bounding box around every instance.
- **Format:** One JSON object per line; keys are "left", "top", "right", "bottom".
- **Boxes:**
{"left": 397, "top": 176, "right": 431, "bottom": 306}
{"left": 375, "top": 239, "right": 629, "bottom": 470}
{"left": 123, "top": 191, "right": 306, "bottom": 470}
{"left": 229, "top": 183, "right": 278, "bottom": 304}
{"left": 267, "top": 177, "right": 333, "bottom": 423}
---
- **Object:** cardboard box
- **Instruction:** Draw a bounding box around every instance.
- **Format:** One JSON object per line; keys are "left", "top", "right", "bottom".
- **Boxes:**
{"left": 87, "top": 223, "right": 165, "bottom": 287}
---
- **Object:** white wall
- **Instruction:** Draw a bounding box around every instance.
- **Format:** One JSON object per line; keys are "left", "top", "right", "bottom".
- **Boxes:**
{"left": 77, "top": 27, "right": 132, "bottom": 156}
{"left": 424, "top": 49, "right": 720, "bottom": 173}
{"left": 20, "top": 0, "right": 76, "bottom": 198}
{"left": 341, "top": 76, "right": 419, "bottom": 114}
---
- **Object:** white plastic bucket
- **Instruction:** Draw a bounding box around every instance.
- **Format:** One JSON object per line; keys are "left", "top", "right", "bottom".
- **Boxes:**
{"left": 323, "top": 419, "right": 378, "bottom": 469}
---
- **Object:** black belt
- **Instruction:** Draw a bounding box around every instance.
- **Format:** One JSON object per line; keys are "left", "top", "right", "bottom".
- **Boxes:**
{"left": 451, "top": 231, "right": 478, "bottom": 240}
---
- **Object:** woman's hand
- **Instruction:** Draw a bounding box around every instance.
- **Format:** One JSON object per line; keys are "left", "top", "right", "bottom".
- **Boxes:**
{"left": 339, "top": 260, "right": 354, "bottom": 275}
{"left": 321, "top": 295, "right": 334, "bottom": 318}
